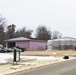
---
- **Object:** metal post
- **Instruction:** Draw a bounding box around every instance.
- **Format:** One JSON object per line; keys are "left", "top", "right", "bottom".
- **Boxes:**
{"left": 13, "top": 49, "right": 20, "bottom": 65}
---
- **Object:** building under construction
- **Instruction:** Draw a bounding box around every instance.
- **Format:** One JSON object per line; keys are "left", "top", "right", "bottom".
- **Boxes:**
{"left": 47, "top": 37, "right": 76, "bottom": 50}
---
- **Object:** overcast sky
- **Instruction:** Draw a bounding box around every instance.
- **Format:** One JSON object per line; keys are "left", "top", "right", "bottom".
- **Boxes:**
{"left": 0, "top": 0, "right": 76, "bottom": 37}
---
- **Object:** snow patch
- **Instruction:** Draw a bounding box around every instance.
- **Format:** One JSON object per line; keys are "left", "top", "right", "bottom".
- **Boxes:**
{"left": 0, "top": 53, "right": 13, "bottom": 63}
{"left": 21, "top": 56, "right": 64, "bottom": 61}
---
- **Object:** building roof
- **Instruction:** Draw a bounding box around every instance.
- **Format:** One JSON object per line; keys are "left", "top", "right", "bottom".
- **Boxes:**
{"left": 5, "top": 37, "right": 47, "bottom": 42}
{"left": 5, "top": 37, "right": 31, "bottom": 42}
{"left": 48, "top": 37, "right": 76, "bottom": 42}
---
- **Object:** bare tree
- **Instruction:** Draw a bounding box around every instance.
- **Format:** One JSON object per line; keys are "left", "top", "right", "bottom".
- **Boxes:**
{"left": 15, "top": 27, "right": 26, "bottom": 37}
{"left": 35, "top": 25, "right": 51, "bottom": 40}
{"left": 25, "top": 30, "right": 33, "bottom": 38}
{"left": 6, "top": 24, "right": 16, "bottom": 39}
{"left": 52, "top": 31, "right": 62, "bottom": 39}
{"left": 15, "top": 27, "right": 33, "bottom": 38}
{"left": 0, "top": 15, "right": 6, "bottom": 45}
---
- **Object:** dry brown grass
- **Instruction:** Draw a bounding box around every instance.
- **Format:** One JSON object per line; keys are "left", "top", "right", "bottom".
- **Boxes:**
{"left": 20, "top": 50, "right": 76, "bottom": 57}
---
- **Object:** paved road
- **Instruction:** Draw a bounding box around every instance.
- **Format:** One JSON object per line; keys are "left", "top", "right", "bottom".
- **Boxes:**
{"left": 12, "top": 59, "right": 76, "bottom": 75}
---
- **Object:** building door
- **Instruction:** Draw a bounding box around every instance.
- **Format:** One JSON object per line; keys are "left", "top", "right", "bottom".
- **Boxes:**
{"left": 8, "top": 42, "right": 16, "bottom": 48}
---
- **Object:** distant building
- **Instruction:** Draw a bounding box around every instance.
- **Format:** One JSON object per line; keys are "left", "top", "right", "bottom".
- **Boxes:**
{"left": 5, "top": 37, "right": 47, "bottom": 51}
{"left": 47, "top": 37, "right": 76, "bottom": 50}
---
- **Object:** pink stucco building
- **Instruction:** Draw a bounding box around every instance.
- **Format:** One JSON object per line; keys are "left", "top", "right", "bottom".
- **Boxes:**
{"left": 5, "top": 37, "right": 47, "bottom": 51}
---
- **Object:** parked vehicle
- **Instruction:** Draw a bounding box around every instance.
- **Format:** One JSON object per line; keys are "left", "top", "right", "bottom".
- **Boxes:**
{"left": 8, "top": 47, "right": 22, "bottom": 52}
{"left": 0, "top": 46, "right": 25, "bottom": 53}
{"left": 0, "top": 47, "right": 11, "bottom": 53}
